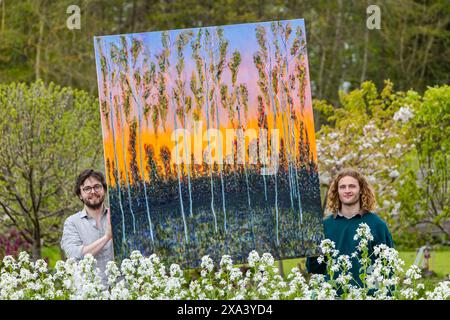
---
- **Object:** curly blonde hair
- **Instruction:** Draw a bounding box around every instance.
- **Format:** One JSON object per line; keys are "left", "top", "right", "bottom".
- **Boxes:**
{"left": 326, "top": 168, "right": 376, "bottom": 216}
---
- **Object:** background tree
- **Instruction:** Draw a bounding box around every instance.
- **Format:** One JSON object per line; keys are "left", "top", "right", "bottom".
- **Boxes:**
{"left": 0, "top": 80, "right": 102, "bottom": 259}
{"left": 398, "top": 85, "right": 449, "bottom": 244}
{"left": 1, "top": 0, "right": 447, "bottom": 113}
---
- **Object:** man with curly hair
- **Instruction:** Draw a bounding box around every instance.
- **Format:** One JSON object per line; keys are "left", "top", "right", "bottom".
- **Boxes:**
{"left": 306, "top": 168, "right": 394, "bottom": 288}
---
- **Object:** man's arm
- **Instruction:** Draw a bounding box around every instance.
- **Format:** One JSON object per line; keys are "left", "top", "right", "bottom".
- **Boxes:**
{"left": 306, "top": 256, "right": 326, "bottom": 274}
{"left": 61, "top": 210, "right": 113, "bottom": 259}
{"left": 60, "top": 218, "right": 84, "bottom": 260}
{"left": 374, "top": 220, "right": 395, "bottom": 248}
{"left": 82, "top": 209, "right": 113, "bottom": 257}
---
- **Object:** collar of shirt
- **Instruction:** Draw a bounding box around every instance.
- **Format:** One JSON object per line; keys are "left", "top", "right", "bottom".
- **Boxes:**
{"left": 334, "top": 210, "right": 363, "bottom": 219}
{"left": 78, "top": 206, "right": 107, "bottom": 219}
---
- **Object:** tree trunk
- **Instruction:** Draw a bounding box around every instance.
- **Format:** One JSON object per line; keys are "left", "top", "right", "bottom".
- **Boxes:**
{"left": 324, "top": 0, "right": 343, "bottom": 100}
{"left": 131, "top": 0, "right": 136, "bottom": 32}
{"left": 317, "top": 6, "right": 329, "bottom": 100}
{"left": 1, "top": 0, "right": 5, "bottom": 33}
{"left": 32, "top": 227, "right": 42, "bottom": 260}
{"left": 278, "top": 260, "right": 285, "bottom": 278}
{"left": 418, "top": 33, "right": 435, "bottom": 89}
{"left": 35, "top": 14, "right": 44, "bottom": 80}
{"left": 118, "top": 1, "right": 123, "bottom": 33}
{"left": 317, "top": 45, "right": 326, "bottom": 99}
{"left": 360, "top": 21, "right": 369, "bottom": 83}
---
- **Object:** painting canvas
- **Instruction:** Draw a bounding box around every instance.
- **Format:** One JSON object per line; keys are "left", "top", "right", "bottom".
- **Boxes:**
{"left": 94, "top": 18, "right": 325, "bottom": 269}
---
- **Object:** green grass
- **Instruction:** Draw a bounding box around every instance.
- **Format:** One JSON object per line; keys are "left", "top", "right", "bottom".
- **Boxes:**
{"left": 278, "top": 250, "right": 450, "bottom": 281}
{"left": 41, "top": 246, "right": 62, "bottom": 269}
{"left": 398, "top": 251, "right": 450, "bottom": 279}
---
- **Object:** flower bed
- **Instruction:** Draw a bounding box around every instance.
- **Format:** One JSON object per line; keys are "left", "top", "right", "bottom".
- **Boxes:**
{"left": 1, "top": 224, "right": 448, "bottom": 300}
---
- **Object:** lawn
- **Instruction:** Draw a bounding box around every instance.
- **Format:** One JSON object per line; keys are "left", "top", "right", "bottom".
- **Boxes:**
{"left": 279, "top": 250, "right": 450, "bottom": 281}
{"left": 41, "top": 246, "right": 62, "bottom": 269}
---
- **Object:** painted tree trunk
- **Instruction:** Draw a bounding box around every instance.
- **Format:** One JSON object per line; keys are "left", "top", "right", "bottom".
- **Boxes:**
{"left": 202, "top": 48, "right": 218, "bottom": 233}
{"left": 267, "top": 48, "right": 280, "bottom": 246}
{"left": 283, "top": 45, "right": 303, "bottom": 225}
{"left": 173, "top": 99, "right": 189, "bottom": 244}
{"left": 118, "top": 104, "right": 137, "bottom": 235}
{"left": 214, "top": 93, "right": 227, "bottom": 232}
{"left": 182, "top": 111, "right": 194, "bottom": 218}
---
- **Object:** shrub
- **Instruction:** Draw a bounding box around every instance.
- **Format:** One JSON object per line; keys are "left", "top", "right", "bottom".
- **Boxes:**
{"left": 0, "top": 223, "right": 448, "bottom": 300}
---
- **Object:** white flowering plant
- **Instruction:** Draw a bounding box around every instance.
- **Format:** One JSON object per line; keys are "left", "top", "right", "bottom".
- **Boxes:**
{"left": 1, "top": 223, "right": 448, "bottom": 300}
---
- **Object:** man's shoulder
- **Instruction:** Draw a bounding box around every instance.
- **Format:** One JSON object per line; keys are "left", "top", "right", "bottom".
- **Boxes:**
{"left": 323, "top": 214, "right": 335, "bottom": 225}
{"left": 363, "top": 212, "right": 388, "bottom": 227}
{"left": 64, "top": 210, "right": 84, "bottom": 224}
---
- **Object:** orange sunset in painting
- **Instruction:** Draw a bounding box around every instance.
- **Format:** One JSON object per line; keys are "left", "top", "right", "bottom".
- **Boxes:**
{"left": 94, "top": 19, "right": 324, "bottom": 268}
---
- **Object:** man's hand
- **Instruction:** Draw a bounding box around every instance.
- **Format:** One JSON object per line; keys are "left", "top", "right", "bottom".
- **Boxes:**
{"left": 82, "top": 208, "right": 113, "bottom": 256}
{"left": 105, "top": 208, "right": 113, "bottom": 241}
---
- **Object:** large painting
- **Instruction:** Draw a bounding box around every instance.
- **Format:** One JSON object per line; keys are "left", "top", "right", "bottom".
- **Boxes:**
{"left": 94, "top": 19, "right": 325, "bottom": 268}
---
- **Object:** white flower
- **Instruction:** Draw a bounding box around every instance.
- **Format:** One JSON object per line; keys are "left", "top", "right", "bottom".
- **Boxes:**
{"left": 2, "top": 248, "right": 448, "bottom": 300}
{"left": 261, "top": 253, "right": 275, "bottom": 266}
{"left": 34, "top": 259, "right": 48, "bottom": 273}
{"left": 354, "top": 223, "right": 374, "bottom": 242}
{"left": 337, "top": 255, "right": 352, "bottom": 270}
{"left": 330, "top": 142, "right": 340, "bottom": 153}
{"left": 330, "top": 264, "right": 340, "bottom": 273}
{"left": 320, "top": 239, "right": 336, "bottom": 255}
{"left": 247, "top": 251, "right": 260, "bottom": 267}
{"left": 229, "top": 268, "right": 242, "bottom": 282}
{"left": 367, "top": 175, "right": 376, "bottom": 184}
{"left": 2, "top": 255, "right": 16, "bottom": 269}
{"left": 403, "top": 278, "right": 412, "bottom": 285}
{"left": 18, "top": 252, "right": 31, "bottom": 266}
{"left": 169, "top": 264, "right": 182, "bottom": 278}
{"left": 400, "top": 288, "right": 418, "bottom": 299}
{"left": 425, "top": 281, "right": 450, "bottom": 300}
{"left": 393, "top": 106, "right": 414, "bottom": 123}
{"left": 389, "top": 170, "right": 400, "bottom": 179}
{"left": 405, "top": 265, "right": 422, "bottom": 280}
{"left": 219, "top": 255, "right": 233, "bottom": 271}
{"left": 200, "top": 255, "right": 214, "bottom": 273}
{"left": 328, "top": 132, "right": 338, "bottom": 139}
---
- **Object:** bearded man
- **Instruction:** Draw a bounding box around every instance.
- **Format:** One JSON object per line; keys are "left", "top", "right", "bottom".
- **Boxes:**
{"left": 61, "top": 169, "right": 113, "bottom": 286}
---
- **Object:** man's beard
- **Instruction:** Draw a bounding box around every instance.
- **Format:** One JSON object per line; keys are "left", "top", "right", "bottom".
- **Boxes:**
{"left": 341, "top": 197, "right": 360, "bottom": 207}
{"left": 83, "top": 194, "right": 105, "bottom": 210}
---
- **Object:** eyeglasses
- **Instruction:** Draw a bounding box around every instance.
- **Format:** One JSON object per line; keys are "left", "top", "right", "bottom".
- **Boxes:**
{"left": 82, "top": 184, "right": 103, "bottom": 193}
